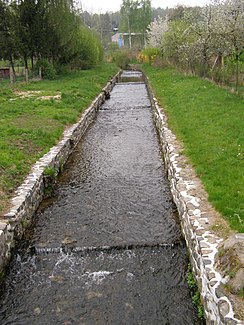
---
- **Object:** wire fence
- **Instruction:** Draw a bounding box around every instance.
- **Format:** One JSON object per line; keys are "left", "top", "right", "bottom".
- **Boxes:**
{"left": 0, "top": 67, "right": 42, "bottom": 84}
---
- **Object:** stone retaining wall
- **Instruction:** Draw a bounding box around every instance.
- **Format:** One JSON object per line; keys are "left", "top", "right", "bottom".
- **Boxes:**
{"left": 0, "top": 72, "right": 119, "bottom": 275}
{"left": 145, "top": 77, "right": 243, "bottom": 325}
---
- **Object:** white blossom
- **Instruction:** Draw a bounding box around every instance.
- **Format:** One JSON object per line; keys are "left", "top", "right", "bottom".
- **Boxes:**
{"left": 146, "top": 16, "right": 168, "bottom": 48}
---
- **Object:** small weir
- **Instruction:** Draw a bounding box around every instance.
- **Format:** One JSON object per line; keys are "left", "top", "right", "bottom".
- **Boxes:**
{"left": 0, "top": 71, "right": 203, "bottom": 324}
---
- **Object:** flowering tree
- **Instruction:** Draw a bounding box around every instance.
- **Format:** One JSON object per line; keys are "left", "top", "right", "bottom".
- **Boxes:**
{"left": 213, "top": 0, "right": 244, "bottom": 89}
{"left": 146, "top": 16, "right": 168, "bottom": 49}
{"left": 141, "top": 0, "right": 243, "bottom": 86}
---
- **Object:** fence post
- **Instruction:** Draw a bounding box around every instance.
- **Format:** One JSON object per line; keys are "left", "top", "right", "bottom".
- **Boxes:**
{"left": 25, "top": 68, "right": 29, "bottom": 82}
{"left": 39, "top": 67, "right": 42, "bottom": 79}
{"left": 10, "top": 69, "right": 14, "bottom": 85}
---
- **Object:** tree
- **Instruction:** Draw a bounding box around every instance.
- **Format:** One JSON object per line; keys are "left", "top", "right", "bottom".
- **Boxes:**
{"left": 214, "top": 0, "right": 244, "bottom": 89}
{"left": 185, "top": 5, "right": 215, "bottom": 75}
{"left": 44, "top": 0, "right": 80, "bottom": 64}
{"left": 120, "top": 0, "right": 152, "bottom": 48}
{"left": 147, "top": 16, "right": 168, "bottom": 49}
{"left": 0, "top": 0, "right": 105, "bottom": 78}
{"left": 168, "top": 4, "right": 186, "bottom": 21}
{"left": 90, "top": 12, "right": 112, "bottom": 46}
{"left": 67, "top": 26, "right": 103, "bottom": 69}
{"left": 15, "top": 0, "right": 40, "bottom": 69}
{"left": 0, "top": 0, "right": 18, "bottom": 79}
{"left": 163, "top": 18, "right": 193, "bottom": 67}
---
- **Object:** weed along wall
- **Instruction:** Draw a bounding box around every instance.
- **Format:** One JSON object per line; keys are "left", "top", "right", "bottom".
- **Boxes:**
{"left": 0, "top": 72, "right": 120, "bottom": 276}
{"left": 145, "top": 77, "right": 243, "bottom": 325}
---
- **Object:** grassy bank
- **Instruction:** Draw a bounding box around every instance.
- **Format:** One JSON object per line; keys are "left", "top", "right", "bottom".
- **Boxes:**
{"left": 0, "top": 63, "right": 118, "bottom": 213}
{"left": 143, "top": 64, "right": 244, "bottom": 233}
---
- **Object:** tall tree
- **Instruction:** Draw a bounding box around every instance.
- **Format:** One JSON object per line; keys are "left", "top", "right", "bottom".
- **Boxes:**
{"left": 215, "top": 0, "right": 244, "bottom": 89}
{"left": 15, "top": 0, "right": 39, "bottom": 69}
{"left": 0, "top": 0, "right": 18, "bottom": 78}
{"left": 120, "top": 0, "right": 152, "bottom": 47}
{"left": 44, "top": 0, "right": 79, "bottom": 63}
{"left": 0, "top": 0, "right": 105, "bottom": 75}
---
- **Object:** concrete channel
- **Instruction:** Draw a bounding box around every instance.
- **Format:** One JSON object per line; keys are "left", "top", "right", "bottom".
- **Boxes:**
{"left": 0, "top": 70, "right": 242, "bottom": 324}
{"left": 0, "top": 71, "right": 203, "bottom": 324}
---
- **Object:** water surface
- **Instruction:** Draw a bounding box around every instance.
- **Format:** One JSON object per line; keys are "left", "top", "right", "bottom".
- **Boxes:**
{"left": 0, "top": 73, "right": 202, "bottom": 325}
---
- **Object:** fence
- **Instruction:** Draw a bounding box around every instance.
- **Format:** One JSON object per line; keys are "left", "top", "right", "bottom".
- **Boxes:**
{"left": 0, "top": 67, "right": 42, "bottom": 83}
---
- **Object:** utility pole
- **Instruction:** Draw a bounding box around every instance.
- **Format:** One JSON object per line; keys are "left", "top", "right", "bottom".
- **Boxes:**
{"left": 127, "top": 12, "right": 132, "bottom": 48}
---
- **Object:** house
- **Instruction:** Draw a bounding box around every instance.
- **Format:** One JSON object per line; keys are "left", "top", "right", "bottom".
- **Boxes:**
{"left": 0, "top": 67, "right": 10, "bottom": 79}
{"left": 111, "top": 33, "right": 124, "bottom": 47}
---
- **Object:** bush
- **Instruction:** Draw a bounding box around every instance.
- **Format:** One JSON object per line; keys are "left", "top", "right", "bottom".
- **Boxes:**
{"left": 35, "top": 59, "right": 57, "bottom": 80}
{"left": 69, "top": 27, "right": 104, "bottom": 70}
{"left": 138, "top": 48, "right": 161, "bottom": 64}
{"left": 111, "top": 50, "right": 130, "bottom": 69}
{"left": 54, "top": 64, "right": 70, "bottom": 75}
{"left": 208, "top": 59, "right": 241, "bottom": 85}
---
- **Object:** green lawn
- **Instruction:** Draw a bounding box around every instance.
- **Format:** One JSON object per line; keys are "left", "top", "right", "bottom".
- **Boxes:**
{"left": 143, "top": 64, "right": 244, "bottom": 233}
{"left": 0, "top": 63, "right": 118, "bottom": 213}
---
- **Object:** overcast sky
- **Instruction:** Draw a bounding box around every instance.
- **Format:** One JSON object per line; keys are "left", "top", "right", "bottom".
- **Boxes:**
{"left": 80, "top": 0, "right": 211, "bottom": 13}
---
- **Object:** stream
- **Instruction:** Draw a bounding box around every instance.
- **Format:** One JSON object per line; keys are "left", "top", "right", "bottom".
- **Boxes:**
{"left": 0, "top": 71, "right": 202, "bottom": 325}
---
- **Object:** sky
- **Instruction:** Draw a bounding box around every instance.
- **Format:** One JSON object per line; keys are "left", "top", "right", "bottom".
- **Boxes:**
{"left": 80, "top": 0, "right": 211, "bottom": 13}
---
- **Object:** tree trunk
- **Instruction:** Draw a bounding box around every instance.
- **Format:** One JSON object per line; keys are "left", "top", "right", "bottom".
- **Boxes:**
{"left": 31, "top": 55, "right": 34, "bottom": 70}
{"left": 235, "top": 53, "right": 239, "bottom": 92}
{"left": 24, "top": 56, "right": 28, "bottom": 70}
{"left": 202, "top": 46, "right": 208, "bottom": 77}
{"left": 9, "top": 53, "right": 16, "bottom": 81}
{"left": 221, "top": 54, "right": 224, "bottom": 68}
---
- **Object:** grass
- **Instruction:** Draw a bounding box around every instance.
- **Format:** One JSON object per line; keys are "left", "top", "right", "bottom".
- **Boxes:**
{"left": 187, "top": 265, "right": 205, "bottom": 321}
{"left": 142, "top": 64, "right": 244, "bottom": 232}
{"left": 0, "top": 63, "right": 118, "bottom": 213}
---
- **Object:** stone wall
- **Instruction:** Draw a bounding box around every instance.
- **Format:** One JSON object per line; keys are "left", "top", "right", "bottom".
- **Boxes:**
{"left": 145, "top": 77, "right": 243, "bottom": 325}
{"left": 0, "top": 72, "right": 119, "bottom": 276}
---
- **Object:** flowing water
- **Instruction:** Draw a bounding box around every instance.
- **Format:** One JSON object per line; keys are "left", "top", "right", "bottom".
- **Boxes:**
{"left": 0, "top": 71, "right": 203, "bottom": 324}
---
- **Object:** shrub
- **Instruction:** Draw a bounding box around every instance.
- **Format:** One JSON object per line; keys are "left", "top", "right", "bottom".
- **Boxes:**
{"left": 111, "top": 50, "right": 130, "bottom": 69}
{"left": 138, "top": 48, "right": 161, "bottom": 64}
{"left": 69, "top": 27, "right": 104, "bottom": 70}
{"left": 35, "top": 59, "right": 57, "bottom": 80}
{"left": 187, "top": 267, "right": 205, "bottom": 320}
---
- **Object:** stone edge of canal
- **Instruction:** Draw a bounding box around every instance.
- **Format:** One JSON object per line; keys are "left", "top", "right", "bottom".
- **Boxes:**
{"left": 0, "top": 70, "right": 241, "bottom": 325}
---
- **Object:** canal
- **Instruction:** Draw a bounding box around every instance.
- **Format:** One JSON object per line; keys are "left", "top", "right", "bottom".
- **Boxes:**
{"left": 0, "top": 71, "right": 202, "bottom": 324}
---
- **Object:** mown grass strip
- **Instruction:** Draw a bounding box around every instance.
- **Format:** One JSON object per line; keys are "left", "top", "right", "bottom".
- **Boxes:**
{"left": 143, "top": 64, "right": 244, "bottom": 232}
{"left": 0, "top": 63, "right": 118, "bottom": 213}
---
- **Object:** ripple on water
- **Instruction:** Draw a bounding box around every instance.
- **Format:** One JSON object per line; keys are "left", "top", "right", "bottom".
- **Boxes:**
{"left": 0, "top": 75, "right": 203, "bottom": 325}
{"left": 0, "top": 247, "right": 200, "bottom": 325}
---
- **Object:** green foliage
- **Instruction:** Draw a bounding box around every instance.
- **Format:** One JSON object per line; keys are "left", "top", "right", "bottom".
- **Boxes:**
{"left": 35, "top": 59, "right": 56, "bottom": 80}
{"left": 108, "top": 42, "right": 120, "bottom": 53}
{"left": 156, "top": 1, "right": 244, "bottom": 86}
{"left": 120, "top": 0, "right": 152, "bottom": 33}
{"left": 187, "top": 270, "right": 197, "bottom": 291}
{"left": 43, "top": 166, "right": 59, "bottom": 197}
{"left": 120, "top": 0, "right": 152, "bottom": 48}
{"left": 111, "top": 50, "right": 130, "bottom": 69}
{"left": 0, "top": 0, "right": 18, "bottom": 78}
{"left": 143, "top": 64, "right": 244, "bottom": 232}
{"left": 187, "top": 266, "right": 205, "bottom": 320}
{"left": 68, "top": 27, "right": 104, "bottom": 69}
{"left": 207, "top": 59, "right": 244, "bottom": 88}
{"left": 43, "top": 166, "right": 57, "bottom": 178}
{"left": 138, "top": 47, "right": 161, "bottom": 64}
{"left": 0, "top": 0, "right": 104, "bottom": 73}
{"left": 237, "top": 288, "right": 244, "bottom": 299}
{"left": 163, "top": 19, "right": 194, "bottom": 67}
{"left": 208, "top": 67, "right": 230, "bottom": 84}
